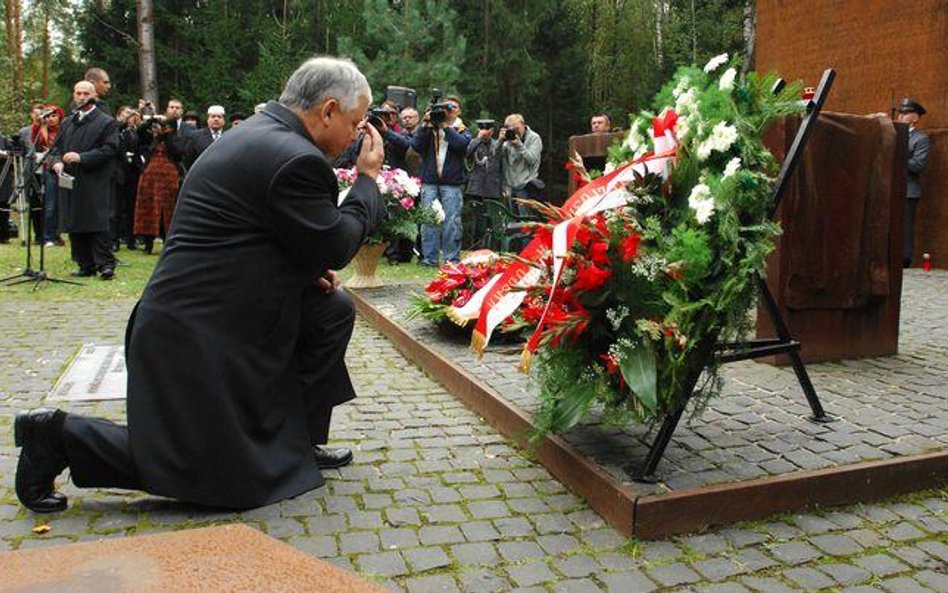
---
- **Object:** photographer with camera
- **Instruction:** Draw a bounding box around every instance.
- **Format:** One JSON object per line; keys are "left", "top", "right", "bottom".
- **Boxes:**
{"left": 500, "top": 114, "right": 543, "bottom": 217}
{"left": 464, "top": 118, "right": 503, "bottom": 249}
{"left": 401, "top": 92, "right": 470, "bottom": 266}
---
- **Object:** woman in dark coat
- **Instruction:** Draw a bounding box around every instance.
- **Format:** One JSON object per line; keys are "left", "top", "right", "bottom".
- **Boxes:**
{"left": 134, "top": 118, "right": 181, "bottom": 254}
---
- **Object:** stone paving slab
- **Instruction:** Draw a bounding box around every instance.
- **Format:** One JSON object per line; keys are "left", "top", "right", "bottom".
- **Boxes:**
{"left": 1, "top": 279, "right": 947, "bottom": 591}
{"left": 356, "top": 270, "right": 948, "bottom": 499}
{"left": 48, "top": 343, "right": 126, "bottom": 401}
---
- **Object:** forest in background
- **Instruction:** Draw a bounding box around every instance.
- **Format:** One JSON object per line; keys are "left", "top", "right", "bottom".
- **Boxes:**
{"left": 1, "top": 0, "right": 753, "bottom": 197}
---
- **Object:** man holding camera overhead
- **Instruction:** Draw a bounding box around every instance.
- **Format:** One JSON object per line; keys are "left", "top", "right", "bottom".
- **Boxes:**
{"left": 403, "top": 93, "right": 471, "bottom": 266}
{"left": 500, "top": 114, "right": 543, "bottom": 217}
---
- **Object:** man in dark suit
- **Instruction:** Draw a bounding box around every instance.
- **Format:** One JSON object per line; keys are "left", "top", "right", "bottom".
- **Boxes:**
{"left": 13, "top": 57, "right": 385, "bottom": 512}
{"left": 184, "top": 104, "right": 226, "bottom": 169}
{"left": 52, "top": 80, "right": 119, "bottom": 279}
{"left": 898, "top": 98, "right": 930, "bottom": 268}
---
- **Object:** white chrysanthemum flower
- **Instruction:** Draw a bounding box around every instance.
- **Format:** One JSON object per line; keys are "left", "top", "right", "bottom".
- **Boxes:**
{"left": 688, "top": 183, "right": 715, "bottom": 224}
{"left": 719, "top": 67, "right": 737, "bottom": 92}
{"left": 431, "top": 199, "right": 445, "bottom": 223}
{"left": 603, "top": 161, "right": 616, "bottom": 175}
{"left": 723, "top": 157, "right": 741, "bottom": 179}
{"left": 695, "top": 121, "right": 739, "bottom": 161}
{"left": 674, "top": 88, "right": 698, "bottom": 115}
{"left": 703, "top": 53, "right": 729, "bottom": 73}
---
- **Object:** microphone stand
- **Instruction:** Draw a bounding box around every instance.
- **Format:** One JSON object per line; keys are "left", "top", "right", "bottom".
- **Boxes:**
{"left": 0, "top": 102, "right": 91, "bottom": 289}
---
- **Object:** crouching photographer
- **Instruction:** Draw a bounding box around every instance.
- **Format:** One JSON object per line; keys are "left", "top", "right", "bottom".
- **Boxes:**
{"left": 500, "top": 114, "right": 543, "bottom": 217}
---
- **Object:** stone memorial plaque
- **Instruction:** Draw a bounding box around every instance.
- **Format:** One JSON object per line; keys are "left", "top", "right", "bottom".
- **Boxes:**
{"left": 49, "top": 343, "right": 126, "bottom": 401}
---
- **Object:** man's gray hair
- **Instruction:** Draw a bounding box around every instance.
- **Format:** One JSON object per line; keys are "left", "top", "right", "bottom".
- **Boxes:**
{"left": 280, "top": 56, "right": 371, "bottom": 112}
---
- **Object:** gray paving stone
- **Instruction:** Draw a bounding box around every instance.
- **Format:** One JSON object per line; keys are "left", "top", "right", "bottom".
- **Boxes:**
{"left": 553, "top": 554, "right": 598, "bottom": 578}
{"left": 380, "top": 527, "right": 420, "bottom": 550}
{"left": 915, "top": 570, "right": 948, "bottom": 591}
{"left": 693, "top": 584, "right": 753, "bottom": 593}
{"left": 853, "top": 552, "right": 910, "bottom": 577}
{"left": 885, "top": 522, "right": 928, "bottom": 542}
{"left": 694, "top": 557, "right": 745, "bottom": 581}
{"left": 467, "top": 500, "right": 510, "bottom": 520}
{"left": 782, "top": 566, "right": 835, "bottom": 589}
{"left": 889, "top": 545, "right": 939, "bottom": 569}
{"left": 497, "top": 541, "right": 546, "bottom": 562}
{"left": 809, "top": 533, "right": 865, "bottom": 556}
{"left": 879, "top": 576, "right": 935, "bottom": 593}
{"left": 423, "top": 504, "right": 467, "bottom": 524}
{"left": 405, "top": 574, "right": 461, "bottom": 593}
{"left": 403, "top": 546, "right": 451, "bottom": 572}
{"left": 493, "top": 517, "right": 535, "bottom": 538}
{"left": 507, "top": 561, "right": 556, "bottom": 587}
{"left": 681, "top": 532, "right": 729, "bottom": 555}
{"left": 916, "top": 540, "right": 948, "bottom": 563}
{"left": 646, "top": 562, "right": 702, "bottom": 587}
{"left": 819, "top": 562, "right": 873, "bottom": 586}
{"left": 339, "top": 530, "right": 381, "bottom": 555}
{"left": 451, "top": 542, "right": 498, "bottom": 566}
{"left": 536, "top": 533, "right": 581, "bottom": 555}
{"left": 459, "top": 521, "right": 501, "bottom": 542}
{"left": 598, "top": 571, "right": 657, "bottom": 593}
{"left": 456, "top": 568, "right": 509, "bottom": 593}
{"left": 740, "top": 576, "right": 798, "bottom": 593}
{"left": 418, "top": 525, "right": 465, "bottom": 545}
{"left": 769, "top": 540, "right": 822, "bottom": 565}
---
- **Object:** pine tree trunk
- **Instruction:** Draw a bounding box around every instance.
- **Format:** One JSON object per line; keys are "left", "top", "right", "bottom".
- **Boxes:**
{"left": 137, "top": 0, "right": 159, "bottom": 106}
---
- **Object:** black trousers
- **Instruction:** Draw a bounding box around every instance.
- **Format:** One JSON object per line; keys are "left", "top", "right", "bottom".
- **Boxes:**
{"left": 61, "top": 287, "right": 355, "bottom": 493}
{"left": 903, "top": 198, "right": 919, "bottom": 267}
{"left": 69, "top": 231, "right": 115, "bottom": 273}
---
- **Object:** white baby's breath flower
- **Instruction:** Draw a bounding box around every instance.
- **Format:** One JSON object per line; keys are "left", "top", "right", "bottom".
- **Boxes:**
{"left": 603, "top": 161, "right": 616, "bottom": 175}
{"left": 431, "top": 199, "right": 445, "bottom": 223}
{"left": 623, "top": 127, "right": 645, "bottom": 153}
{"left": 672, "top": 78, "right": 690, "bottom": 98}
{"left": 703, "top": 53, "right": 729, "bottom": 73}
{"left": 723, "top": 157, "right": 741, "bottom": 179}
{"left": 688, "top": 183, "right": 715, "bottom": 224}
{"left": 718, "top": 67, "right": 737, "bottom": 92}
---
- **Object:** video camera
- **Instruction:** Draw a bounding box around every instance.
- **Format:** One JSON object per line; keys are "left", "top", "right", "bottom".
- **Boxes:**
{"left": 476, "top": 119, "right": 495, "bottom": 130}
{"left": 427, "top": 88, "right": 456, "bottom": 126}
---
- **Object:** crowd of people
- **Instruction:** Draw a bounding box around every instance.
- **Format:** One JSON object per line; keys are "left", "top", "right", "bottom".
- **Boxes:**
{"left": 0, "top": 67, "right": 256, "bottom": 280}
{"left": 0, "top": 65, "right": 624, "bottom": 277}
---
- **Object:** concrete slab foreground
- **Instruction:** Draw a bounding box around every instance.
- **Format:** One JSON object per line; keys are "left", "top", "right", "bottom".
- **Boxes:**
{"left": 0, "top": 524, "right": 387, "bottom": 592}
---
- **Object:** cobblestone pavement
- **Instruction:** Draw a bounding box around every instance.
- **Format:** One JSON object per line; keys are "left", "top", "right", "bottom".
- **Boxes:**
{"left": 0, "top": 275, "right": 946, "bottom": 592}
{"left": 364, "top": 270, "right": 948, "bottom": 497}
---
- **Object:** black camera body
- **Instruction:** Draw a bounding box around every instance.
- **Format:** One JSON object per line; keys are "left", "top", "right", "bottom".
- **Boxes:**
{"left": 427, "top": 87, "right": 455, "bottom": 126}
{"left": 366, "top": 106, "right": 388, "bottom": 131}
{"left": 476, "top": 119, "right": 495, "bottom": 130}
{"left": 504, "top": 128, "right": 517, "bottom": 141}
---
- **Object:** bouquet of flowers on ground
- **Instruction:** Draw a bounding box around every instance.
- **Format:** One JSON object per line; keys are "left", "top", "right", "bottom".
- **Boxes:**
{"left": 408, "top": 250, "right": 529, "bottom": 337}
{"left": 335, "top": 166, "right": 442, "bottom": 244}
{"left": 450, "top": 55, "right": 805, "bottom": 437}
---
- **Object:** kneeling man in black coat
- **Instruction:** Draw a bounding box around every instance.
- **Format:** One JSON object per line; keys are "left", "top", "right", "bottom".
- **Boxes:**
{"left": 14, "top": 56, "right": 387, "bottom": 512}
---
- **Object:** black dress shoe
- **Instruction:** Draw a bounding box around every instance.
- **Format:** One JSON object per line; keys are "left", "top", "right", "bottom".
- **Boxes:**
{"left": 99, "top": 268, "right": 115, "bottom": 280}
{"left": 313, "top": 446, "right": 353, "bottom": 469}
{"left": 14, "top": 409, "right": 69, "bottom": 513}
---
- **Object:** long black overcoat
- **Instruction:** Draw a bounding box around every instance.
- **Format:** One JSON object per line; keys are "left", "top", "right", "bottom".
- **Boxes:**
{"left": 125, "top": 102, "right": 384, "bottom": 508}
{"left": 53, "top": 108, "right": 119, "bottom": 233}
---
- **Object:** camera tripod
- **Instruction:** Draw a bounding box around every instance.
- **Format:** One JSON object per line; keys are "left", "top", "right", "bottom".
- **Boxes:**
{"left": 0, "top": 149, "right": 82, "bottom": 289}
